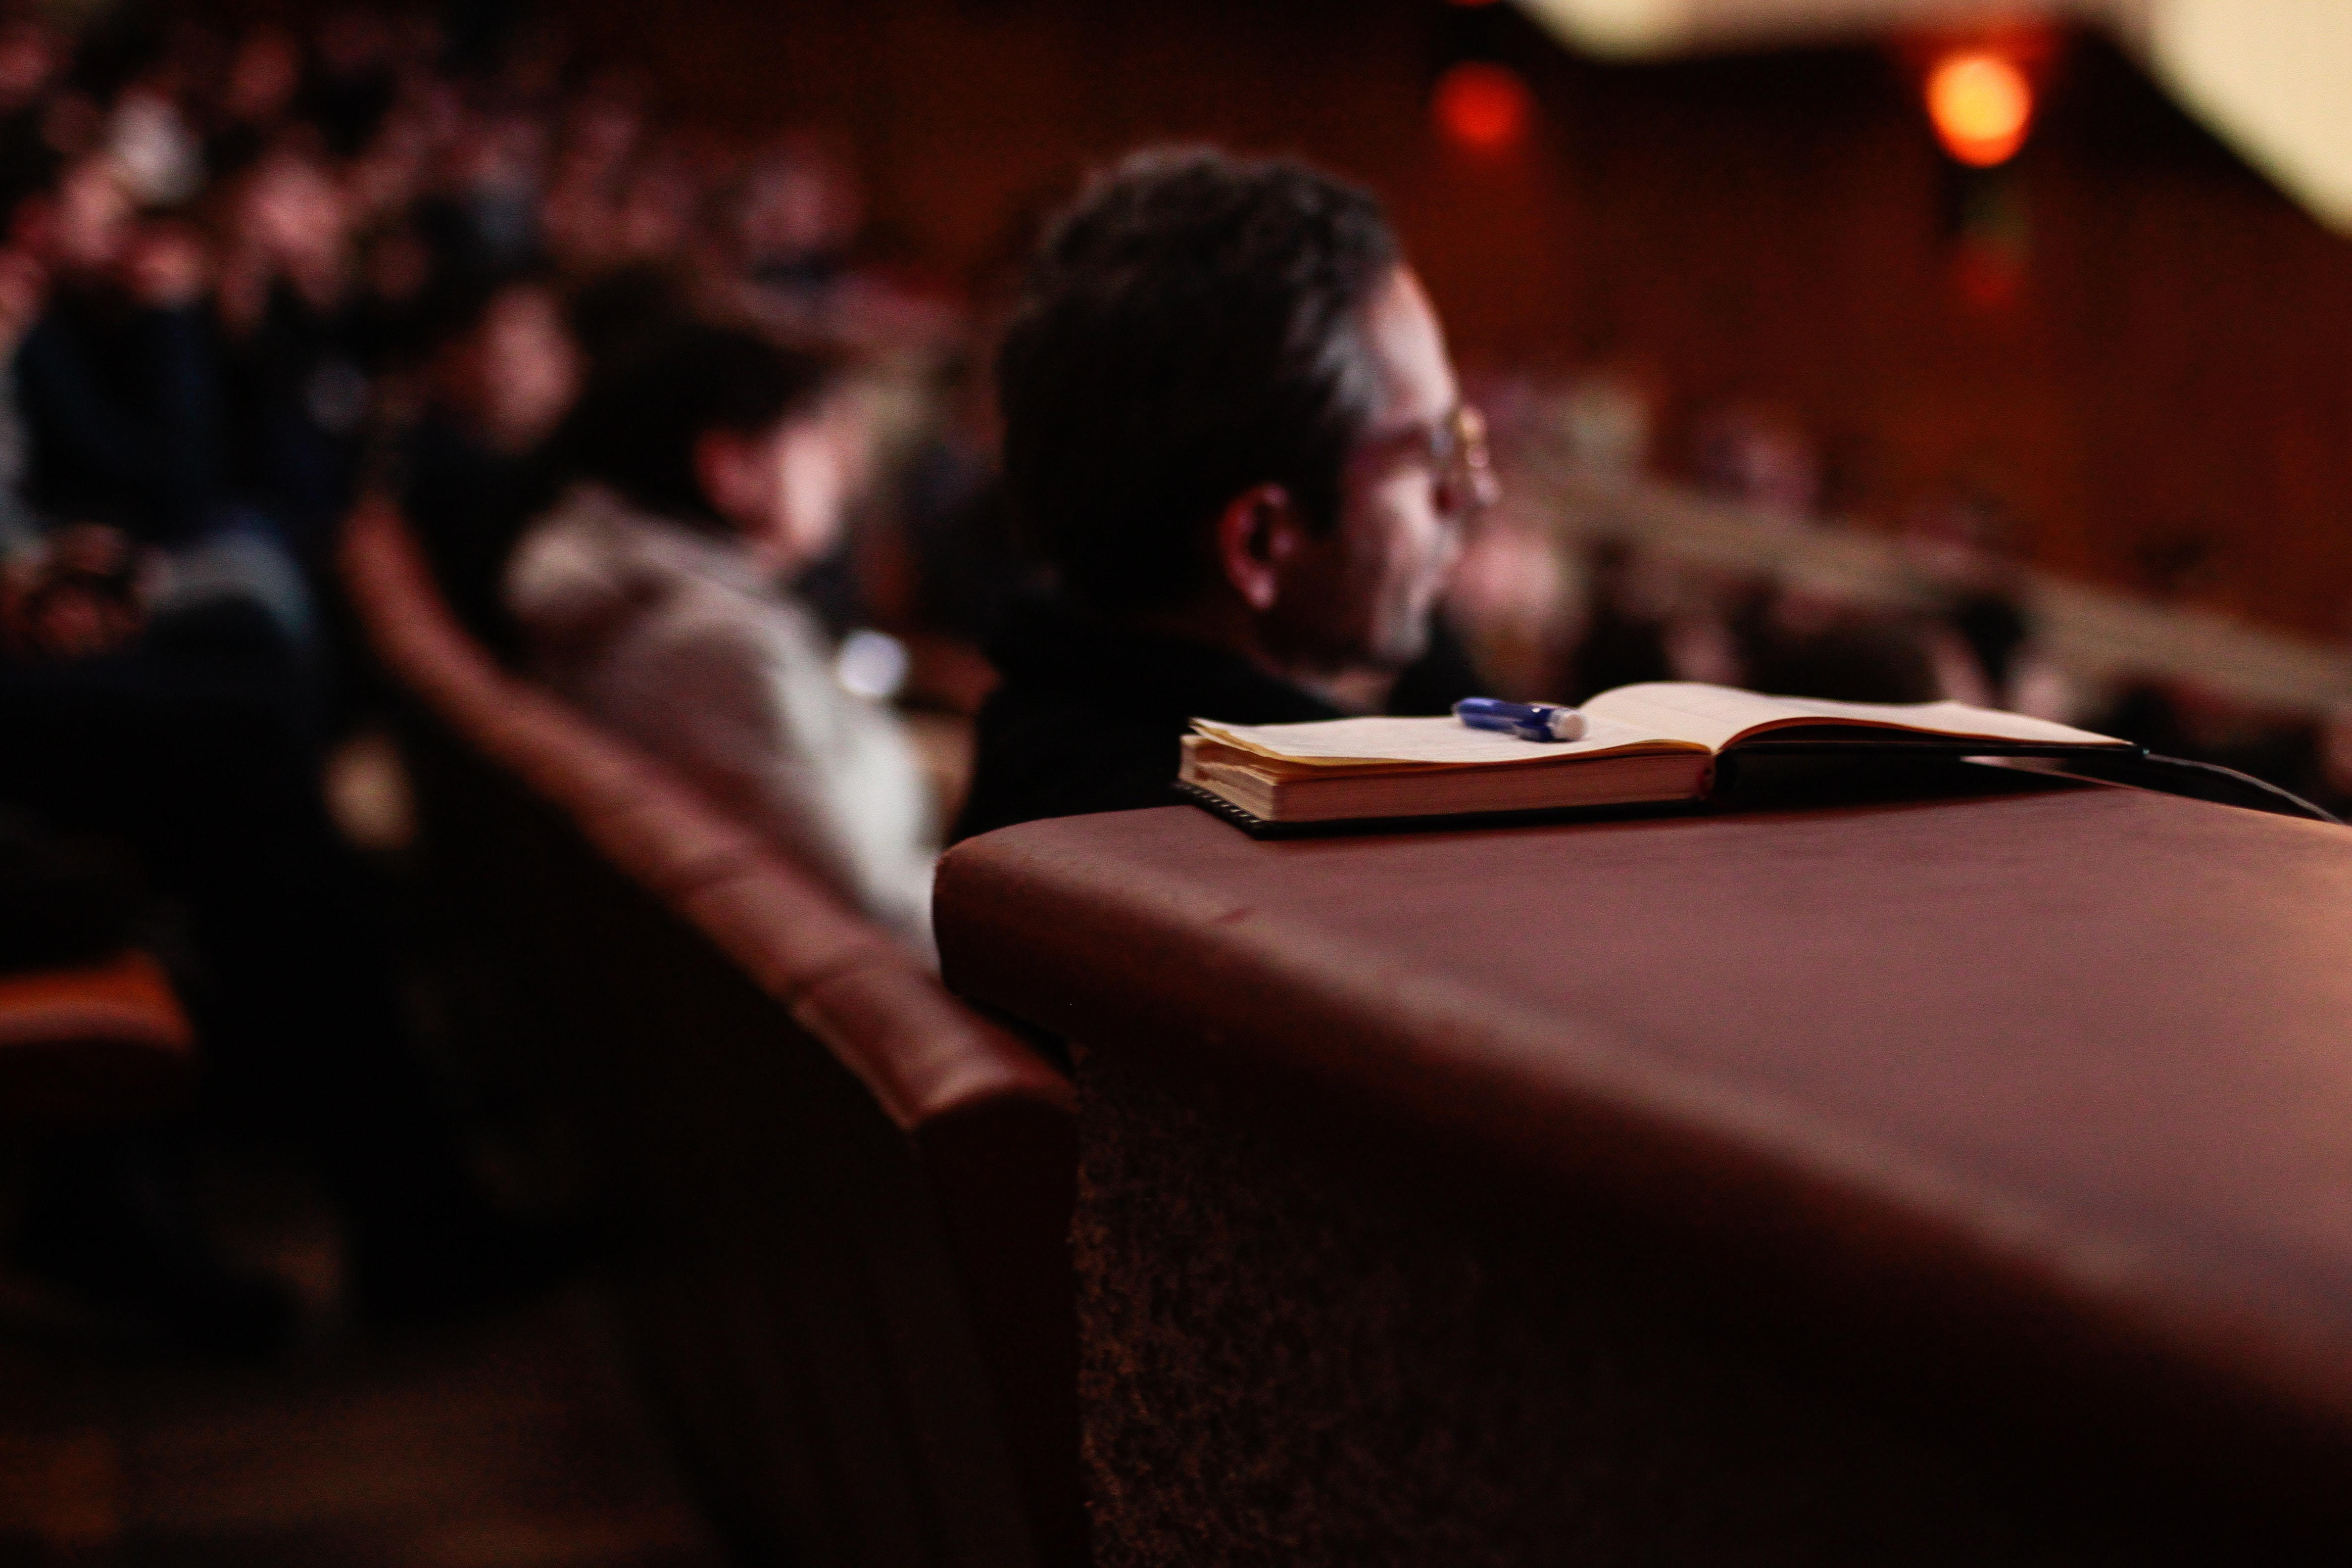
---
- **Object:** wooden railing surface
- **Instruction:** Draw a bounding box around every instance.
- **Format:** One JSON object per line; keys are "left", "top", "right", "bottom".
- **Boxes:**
{"left": 941, "top": 777, "right": 2352, "bottom": 1564}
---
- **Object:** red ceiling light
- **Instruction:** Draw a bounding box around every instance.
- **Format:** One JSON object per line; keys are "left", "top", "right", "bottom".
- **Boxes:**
{"left": 1433, "top": 60, "right": 1532, "bottom": 155}
{"left": 1925, "top": 49, "right": 2034, "bottom": 166}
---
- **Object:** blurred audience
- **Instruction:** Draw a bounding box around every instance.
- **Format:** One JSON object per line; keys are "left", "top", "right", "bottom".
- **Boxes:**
{"left": 395, "top": 268, "right": 575, "bottom": 653}
{"left": 0, "top": 6, "right": 787, "bottom": 1348}
{"left": 1690, "top": 399, "right": 1820, "bottom": 522}
{"left": 505, "top": 323, "right": 938, "bottom": 949}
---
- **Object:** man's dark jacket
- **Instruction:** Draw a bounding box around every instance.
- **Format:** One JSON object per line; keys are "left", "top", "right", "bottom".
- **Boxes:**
{"left": 952, "top": 597, "right": 1479, "bottom": 842}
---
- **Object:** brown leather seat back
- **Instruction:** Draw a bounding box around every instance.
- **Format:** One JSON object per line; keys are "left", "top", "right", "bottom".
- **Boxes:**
{"left": 342, "top": 501, "right": 1079, "bottom": 1568}
{"left": 0, "top": 952, "right": 193, "bottom": 1128}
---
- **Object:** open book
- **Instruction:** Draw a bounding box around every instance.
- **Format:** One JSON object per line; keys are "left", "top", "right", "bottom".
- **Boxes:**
{"left": 1178, "top": 682, "right": 2132, "bottom": 828}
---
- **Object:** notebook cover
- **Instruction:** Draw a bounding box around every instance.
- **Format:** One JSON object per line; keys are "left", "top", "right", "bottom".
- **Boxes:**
{"left": 1178, "top": 744, "right": 2337, "bottom": 838}
{"left": 1169, "top": 780, "right": 1704, "bottom": 839}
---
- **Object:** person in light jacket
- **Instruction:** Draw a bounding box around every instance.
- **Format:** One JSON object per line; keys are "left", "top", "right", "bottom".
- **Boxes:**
{"left": 505, "top": 321, "right": 937, "bottom": 951}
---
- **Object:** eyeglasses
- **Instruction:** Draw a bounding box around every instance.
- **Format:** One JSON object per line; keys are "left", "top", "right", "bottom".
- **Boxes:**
{"left": 1429, "top": 402, "right": 1498, "bottom": 516}
{"left": 1357, "top": 401, "right": 1499, "bottom": 516}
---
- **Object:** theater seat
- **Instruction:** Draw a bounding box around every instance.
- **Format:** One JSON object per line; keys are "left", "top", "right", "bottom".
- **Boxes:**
{"left": 0, "top": 951, "right": 194, "bottom": 1128}
{"left": 340, "top": 499, "right": 1080, "bottom": 1568}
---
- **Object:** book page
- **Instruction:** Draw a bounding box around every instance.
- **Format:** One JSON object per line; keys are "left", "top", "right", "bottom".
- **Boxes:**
{"left": 1581, "top": 683, "right": 2126, "bottom": 754}
{"left": 1190, "top": 714, "right": 1704, "bottom": 769}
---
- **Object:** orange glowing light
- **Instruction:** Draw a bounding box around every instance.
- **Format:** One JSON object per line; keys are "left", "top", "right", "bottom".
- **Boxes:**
{"left": 1434, "top": 61, "right": 1532, "bottom": 155}
{"left": 1926, "top": 50, "right": 2033, "bottom": 167}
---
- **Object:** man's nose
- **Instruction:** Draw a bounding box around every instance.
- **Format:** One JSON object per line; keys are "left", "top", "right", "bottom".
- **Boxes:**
{"left": 1469, "top": 464, "right": 1501, "bottom": 513}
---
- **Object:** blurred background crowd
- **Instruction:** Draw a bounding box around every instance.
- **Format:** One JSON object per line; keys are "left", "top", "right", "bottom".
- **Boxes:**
{"left": 0, "top": 0, "right": 2344, "bottom": 834}
{"left": 0, "top": 0, "right": 993, "bottom": 729}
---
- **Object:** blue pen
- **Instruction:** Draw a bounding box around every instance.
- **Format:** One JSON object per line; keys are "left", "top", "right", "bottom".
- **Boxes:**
{"left": 1453, "top": 696, "right": 1588, "bottom": 742}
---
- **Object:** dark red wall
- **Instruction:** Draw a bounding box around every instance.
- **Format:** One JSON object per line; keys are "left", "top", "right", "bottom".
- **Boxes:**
{"left": 557, "top": 0, "right": 2352, "bottom": 640}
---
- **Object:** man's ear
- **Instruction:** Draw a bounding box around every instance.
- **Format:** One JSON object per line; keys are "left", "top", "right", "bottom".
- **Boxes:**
{"left": 1213, "top": 484, "right": 1302, "bottom": 612}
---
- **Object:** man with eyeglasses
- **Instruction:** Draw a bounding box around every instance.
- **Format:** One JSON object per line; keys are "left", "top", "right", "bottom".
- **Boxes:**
{"left": 953, "top": 146, "right": 1495, "bottom": 841}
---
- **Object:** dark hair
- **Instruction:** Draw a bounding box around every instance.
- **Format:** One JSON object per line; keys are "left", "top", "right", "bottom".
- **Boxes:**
{"left": 554, "top": 320, "right": 838, "bottom": 528}
{"left": 0, "top": 140, "right": 59, "bottom": 235}
{"left": 995, "top": 146, "right": 1402, "bottom": 610}
{"left": 411, "top": 264, "right": 553, "bottom": 358}
{"left": 566, "top": 261, "right": 698, "bottom": 370}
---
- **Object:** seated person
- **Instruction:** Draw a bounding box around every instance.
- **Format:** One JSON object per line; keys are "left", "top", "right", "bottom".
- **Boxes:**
{"left": 505, "top": 322, "right": 938, "bottom": 949}
{"left": 954, "top": 146, "right": 1495, "bottom": 840}
{"left": 9, "top": 153, "right": 314, "bottom": 657}
{"left": 13, "top": 153, "right": 224, "bottom": 554}
{"left": 395, "top": 271, "right": 580, "bottom": 659}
